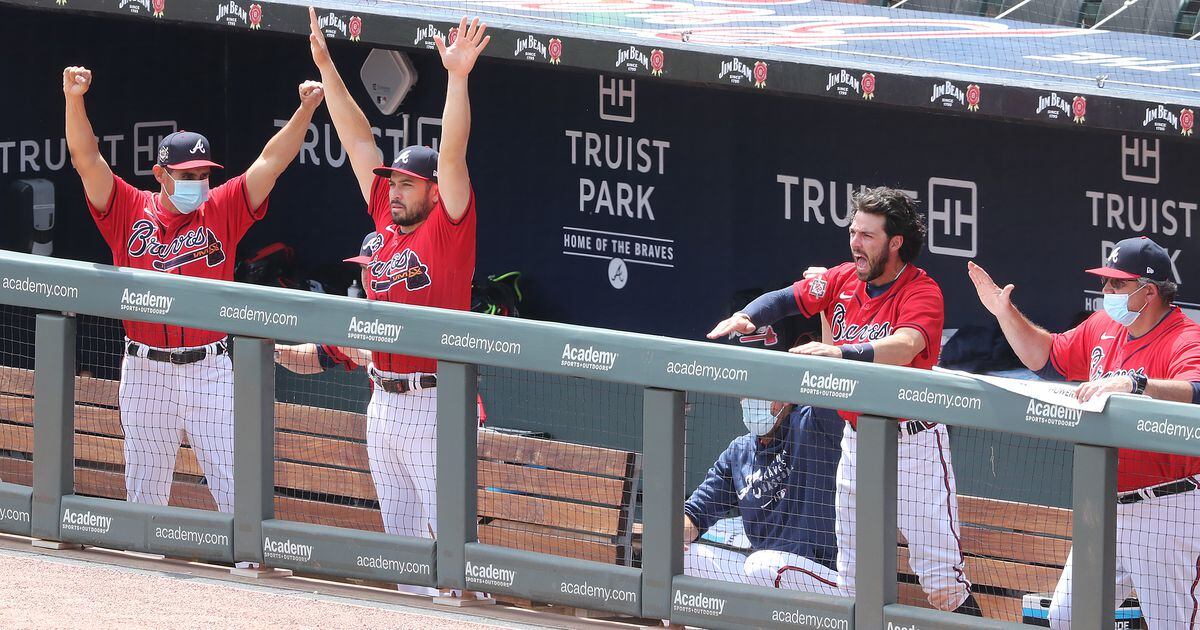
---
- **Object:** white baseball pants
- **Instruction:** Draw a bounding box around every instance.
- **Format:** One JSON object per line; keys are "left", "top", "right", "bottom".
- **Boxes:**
{"left": 366, "top": 368, "right": 438, "bottom": 541}
{"left": 835, "top": 422, "right": 971, "bottom": 611}
{"left": 1048, "top": 481, "right": 1200, "bottom": 629}
{"left": 684, "top": 543, "right": 841, "bottom": 595}
{"left": 118, "top": 340, "right": 234, "bottom": 513}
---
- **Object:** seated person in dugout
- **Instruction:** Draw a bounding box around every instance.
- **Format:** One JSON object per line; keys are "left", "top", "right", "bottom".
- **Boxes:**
{"left": 969, "top": 236, "right": 1200, "bottom": 629}
{"left": 683, "top": 398, "right": 843, "bottom": 594}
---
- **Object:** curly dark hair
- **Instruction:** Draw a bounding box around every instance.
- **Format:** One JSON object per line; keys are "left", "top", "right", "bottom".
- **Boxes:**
{"left": 849, "top": 187, "right": 926, "bottom": 263}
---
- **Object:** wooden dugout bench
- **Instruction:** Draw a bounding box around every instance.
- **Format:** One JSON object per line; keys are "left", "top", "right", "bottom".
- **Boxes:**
{"left": 0, "top": 366, "right": 643, "bottom": 572}
{"left": 0, "top": 365, "right": 1077, "bottom": 622}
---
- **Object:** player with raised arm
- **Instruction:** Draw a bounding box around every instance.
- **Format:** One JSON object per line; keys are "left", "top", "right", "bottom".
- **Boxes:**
{"left": 709, "top": 187, "right": 981, "bottom": 615}
{"left": 969, "top": 236, "right": 1200, "bottom": 628}
{"left": 63, "top": 65, "right": 323, "bottom": 513}
{"left": 308, "top": 7, "right": 487, "bottom": 570}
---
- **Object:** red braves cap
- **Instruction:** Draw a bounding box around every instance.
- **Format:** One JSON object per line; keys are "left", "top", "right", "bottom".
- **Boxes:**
{"left": 373, "top": 145, "right": 438, "bottom": 181}
{"left": 343, "top": 231, "right": 383, "bottom": 265}
{"left": 157, "top": 131, "right": 223, "bottom": 170}
{"left": 1085, "top": 236, "right": 1174, "bottom": 283}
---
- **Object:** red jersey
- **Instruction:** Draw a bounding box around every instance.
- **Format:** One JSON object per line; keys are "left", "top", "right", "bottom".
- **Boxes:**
{"left": 1048, "top": 307, "right": 1200, "bottom": 491}
{"left": 365, "top": 174, "right": 476, "bottom": 374}
{"left": 88, "top": 174, "right": 266, "bottom": 348}
{"left": 792, "top": 262, "right": 945, "bottom": 428}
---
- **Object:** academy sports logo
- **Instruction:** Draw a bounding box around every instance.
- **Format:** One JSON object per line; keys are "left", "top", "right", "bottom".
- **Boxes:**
{"left": 615, "top": 46, "right": 651, "bottom": 72}
{"left": 1036, "top": 92, "right": 1072, "bottom": 120}
{"left": 719, "top": 57, "right": 753, "bottom": 85}
{"left": 514, "top": 34, "right": 549, "bottom": 61}
{"left": 214, "top": 1, "right": 249, "bottom": 26}
{"left": 829, "top": 303, "right": 891, "bottom": 342}
{"left": 317, "top": 11, "right": 349, "bottom": 39}
{"left": 369, "top": 249, "right": 431, "bottom": 293}
{"left": 798, "top": 370, "right": 859, "bottom": 399}
{"left": 127, "top": 220, "right": 227, "bottom": 271}
{"left": 465, "top": 561, "right": 516, "bottom": 588}
{"left": 347, "top": 316, "right": 403, "bottom": 344}
{"left": 825, "top": 69, "right": 861, "bottom": 97}
{"left": 120, "top": 288, "right": 174, "bottom": 316}
{"left": 62, "top": 508, "right": 112, "bottom": 534}
{"left": 263, "top": 537, "right": 313, "bottom": 563}
{"left": 1025, "top": 399, "right": 1083, "bottom": 428}
{"left": 931, "top": 80, "right": 965, "bottom": 108}
{"left": 560, "top": 343, "right": 618, "bottom": 372}
{"left": 1143, "top": 105, "right": 1180, "bottom": 132}
{"left": 414, "top": 24, "right": 445, "bottom": 49}
{"left": 672, "top": 590, "right": 727, "bottom": 617}
{"left": 356, "top": 554, "right": 431, "bottom": 576}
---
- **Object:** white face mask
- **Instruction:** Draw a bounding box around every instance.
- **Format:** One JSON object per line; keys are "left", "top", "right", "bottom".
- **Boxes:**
{"left": 165, "top": 172, "right": 210, "bottom": 214}
{"left": 740, "top": 399, "right": 782, "bottom": 436}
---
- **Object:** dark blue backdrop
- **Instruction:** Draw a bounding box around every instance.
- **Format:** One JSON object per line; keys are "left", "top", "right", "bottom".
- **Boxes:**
{"left": 3, "top": 5, "right": 1198, "bottom": 342}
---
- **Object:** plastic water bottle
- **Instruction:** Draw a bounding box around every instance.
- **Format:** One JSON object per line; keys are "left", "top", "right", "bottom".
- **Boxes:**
{"left": 347, "top": 280, "right": 364, "bottom": 299}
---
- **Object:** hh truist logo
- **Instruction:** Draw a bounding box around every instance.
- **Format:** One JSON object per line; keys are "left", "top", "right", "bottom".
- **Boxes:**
{"left": 127, "top": 220, "right": 227, "bottom": 271}
{"left": 830, "top": 303, "right": 892, "bottom": 343}
{"left": 1121, "top": 135, "right": 1160, "bottom": 184}
{"left": 599, "top": 75, "right": 635, "bottom": 123}
{"left": 927, "top": 178, "right": 978, "bottom": 258}
{"left": 368, "top": 249, "right": 431, "bottom": 292}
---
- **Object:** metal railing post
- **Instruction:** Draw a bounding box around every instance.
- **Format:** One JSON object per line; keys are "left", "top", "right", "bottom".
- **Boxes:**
{"left": 1069, "top": 444, "right": 1117, "bottom": 629}
{"left": 437, "top": 361, "right": 477, "bottom": 590}
{"left": 641, "top": 388, "right": 684, "bottom": 620}
{"left": 233, "top": 336, "right": 274, "bottom": 563}
{"left": 856, "top": 414, "right": 898, "bottom": 629}
{"left": 31, "top": 313, "right": 76, "bottom": 542}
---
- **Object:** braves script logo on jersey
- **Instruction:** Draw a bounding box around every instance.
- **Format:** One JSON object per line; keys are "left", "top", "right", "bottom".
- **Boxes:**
{"left": 127, "top": 220, "right": 227, "bottom": 271}
{"left": 829, "top": 303, "right": 892, "bottom": 343}
{"left": 369, "top": 249, "right": 431, "bottom": 292}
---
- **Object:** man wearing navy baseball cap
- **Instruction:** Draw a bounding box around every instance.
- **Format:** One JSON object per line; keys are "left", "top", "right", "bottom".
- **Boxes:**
{"left": 308, "top": 7, "right": 490, "bottom": 598}
{"left": 62, "top": 64, "right": 325, "bottom": 515}
{"left": 969, "top": 236, "right": 1200, "bottom": 628}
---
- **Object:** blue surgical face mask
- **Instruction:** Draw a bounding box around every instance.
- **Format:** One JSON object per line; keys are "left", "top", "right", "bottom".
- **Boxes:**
{"left": 166, "top": 172, "right": 210, "bottom": 214}
{"left": 1103, "top": 283, "right": 1148, "bottom": 327}
{"left": 741, "top": 399, "right": 781, "bottom": 436}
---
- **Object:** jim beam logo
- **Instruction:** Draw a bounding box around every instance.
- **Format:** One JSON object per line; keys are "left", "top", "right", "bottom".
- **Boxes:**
{"left": 317, "top": 12, "right": 349, "bottom": 39}
{"left": 615, "top": 45, "right": 650, "bottom": 73}
{"left": 249, "top": 3, "right": 262, "bottom": 29}
{"left": 861, "top": 72, "right": 876, "bottom": 99}
{"left": 719, "top": 57, "right": 753, "bottom": 85}
{"left": 215, "top": 1, "right": 249, "bottom": 26}
{"left": 1143, "top": 104, "right": 1181, "bottom": 133}
{"left": 1182, "top": 108, "right": 1195, "bottom": 136}
{"left": 966, "top": 84, "right": 981, "bottom": 111}
{"left": 414, "top": 24, "right": 445, "bottom": 49}
{"left": 119, "top": 0, "right": 159, "bottom": 16}
{"left": 549, "top": 38, "right": 563, "bottom": 64}
{"left": 1036, "top": 92, "right": 1073, "bottom": 120}
{"left": 825, "top": 69, "right": 860, "bottom": 97}
{"left": 753, "top": 61, "right": 767, "bottom": 88}
{"left": 514, "top": 34, "right": 548, "bottom": 61}
{"left": 931, "top": 80, "right": 965, "bottom": 108}
{"left": 672, "top": 590, "right": 727, "bottom": 617}
{"left": 650, "top": 49, "right": 665, "bottom": 76}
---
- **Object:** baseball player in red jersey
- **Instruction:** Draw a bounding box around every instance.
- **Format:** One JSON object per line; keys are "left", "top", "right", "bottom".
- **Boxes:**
{"left": 308, "top": 7, "right": 486, "bottom": 572}
{"left": 970, "top": 236, "right": 1200, "bottom": 628}
{"left": 710, "top": 188, "right": 981, "bottom": 615}
{"left": 63, "top": 66, "right": 324, "bottom": 512}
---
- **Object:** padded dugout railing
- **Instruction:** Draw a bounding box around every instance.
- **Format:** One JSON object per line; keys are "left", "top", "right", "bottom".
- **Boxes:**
{"left": 2, "top": 250, "right": 1198, "bottom": 629}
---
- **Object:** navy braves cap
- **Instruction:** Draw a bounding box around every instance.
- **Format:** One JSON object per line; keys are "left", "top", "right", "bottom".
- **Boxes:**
{"left": 157, "top": 131, "right": 223, "bottom": 170}
{"left": 1086, "top": 236, "right": 1174, "bottom": 283}
{"left": 343, "top": 231, "right": 384, "bottom": 265}
{"left": 373, "top": 145, "right": 438, "bottom": 181}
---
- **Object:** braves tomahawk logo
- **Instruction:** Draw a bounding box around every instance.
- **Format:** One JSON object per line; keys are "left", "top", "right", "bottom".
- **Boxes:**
{"left": 369, "top": 249, "right": 431, "bottom": 292}
{"left": 829, "top": 303, "right": 892, "bottom": 343}
{"left": 127, "top": 219, "right": 226, "bottom": 271}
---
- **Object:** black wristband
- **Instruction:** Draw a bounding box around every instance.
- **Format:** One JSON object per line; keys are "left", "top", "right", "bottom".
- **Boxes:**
{"left": 1130, "top": 372, "right": 1148, "bottom": 395}
{"left": 841, "top": 342, "right": 875, "bottom": 363}
{"left": 316, "top": 344, "right": 335, "bottom": 370}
